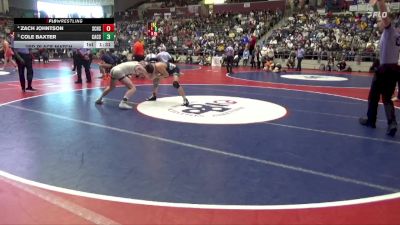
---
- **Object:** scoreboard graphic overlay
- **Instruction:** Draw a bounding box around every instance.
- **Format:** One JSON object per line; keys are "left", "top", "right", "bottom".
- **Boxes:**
{"left": 13, "top": 18, "right": 115, "bottom": 49}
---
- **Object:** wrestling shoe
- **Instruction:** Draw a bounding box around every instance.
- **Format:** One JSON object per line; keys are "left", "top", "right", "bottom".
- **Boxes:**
{"left": 386, "top": 123, "right": 397, "bottom": 137}
{"left": 95, "top": 99, "right": 103, "bottom": 105}
{"left": 119, "top": 101, "right": 133, "bottom": 110}
{"left": 359, "top": 117, "right": 376, "bottom": 128}
{"left": 146, "top": 95, "right": 157, "bottom": 101}
{"left": 25, "top": 87, "right": 37, "bottom": 92}
{"left": 182, "top": 98, "right": 189, "bottom": 106}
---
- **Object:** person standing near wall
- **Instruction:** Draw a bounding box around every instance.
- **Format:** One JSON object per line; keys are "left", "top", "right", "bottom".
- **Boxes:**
{"left": 296, "top": 45, "right": 305, "bottom": 71}
{"left": 132, "top": 38, "right": 145, "bottom": 61}
{"left": 225, "top": 42, "right": 235, "bottom": 75}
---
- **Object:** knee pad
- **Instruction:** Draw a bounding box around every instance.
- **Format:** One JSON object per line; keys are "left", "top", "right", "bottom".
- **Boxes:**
{"left": 172, "top": 81, "right": 180, "bottom": 89}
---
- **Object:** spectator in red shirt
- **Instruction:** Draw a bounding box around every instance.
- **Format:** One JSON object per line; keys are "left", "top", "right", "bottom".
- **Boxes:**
{"left": 249, "top": 35, "right": 257, "bottom": 56}
{"left": 132, "top": 39, "right": 145, "bottom": 61}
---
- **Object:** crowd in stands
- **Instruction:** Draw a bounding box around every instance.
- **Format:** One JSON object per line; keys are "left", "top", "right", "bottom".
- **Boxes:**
{"left": 159, "top": 11, "right": 277, "bottom": 53}
{"left": 115, "top": 20, "right": 146, "bottom": 51}
{"left": 4, "top": 1, "right": 400, "bottom": 73}
{"left": 116, "top": 9, "right": 283, "bottom": 60}
{"left": 276, "top": 12, "right": 377, "bottom": 61}
{"left": 113, "top": 3, "right": 400, "bottom": 72}
{"left": 264, "top": 10, "right": 400, "bottom": 64}
{"left": 0, "top": 18, "right": 12, "bottom": 38}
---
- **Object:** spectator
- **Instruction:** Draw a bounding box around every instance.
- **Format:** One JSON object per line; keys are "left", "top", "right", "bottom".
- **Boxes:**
{"left": 263, "top": 58, "right": 274, "bottom": 71}
{"left": 132, "top": 38, "right": 145, "bottom": 61}
{"left": 337, "top": 60, "right": 351, "bottom": 72}
{"left": 296, "top": 45, "right": 305, "bottom": 71}
{"left": 1, "top": 36, "right": 17, "bottom": 71}
{"left": 156, "top": 48, "right": 173, "bottom": 63}
{"left": 242, "top": 46, "right": 250, "bottom": 66}
{"left": 287, "top": 50, "right": 296, "bottom": 69}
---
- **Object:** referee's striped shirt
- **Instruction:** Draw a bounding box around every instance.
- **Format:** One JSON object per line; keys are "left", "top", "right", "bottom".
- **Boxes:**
{"left": 225, "top": 46, "right": 234, "bottom": 56}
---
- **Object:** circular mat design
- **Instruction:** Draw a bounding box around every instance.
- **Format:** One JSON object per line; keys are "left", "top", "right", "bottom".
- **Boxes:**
{"left": 137, "top": 95, "right": 287, "bottom": 124}
{"left": 0, "top": 85, "right": 399, "bottom": 205}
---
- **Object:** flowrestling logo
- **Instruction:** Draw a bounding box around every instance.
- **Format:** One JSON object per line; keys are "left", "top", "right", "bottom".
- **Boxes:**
{"left": 137, "top": 96, "right": 287, "bottom": 124}
{"left": 281, "top": 74, "right": 348, "bottom": 81}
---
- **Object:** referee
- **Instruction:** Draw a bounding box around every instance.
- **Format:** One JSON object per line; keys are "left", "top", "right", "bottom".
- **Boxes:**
{"left": 225, "top": 42, "right": 234, "bottom": 75}
{"left": 15, "top": 47, "right": 35, "bottom": 92}
{"left": 359, "top": 0, "right": 399, "bottom": 137}
{"left": 75, "top": 48, "right": 91, "bottom": 83}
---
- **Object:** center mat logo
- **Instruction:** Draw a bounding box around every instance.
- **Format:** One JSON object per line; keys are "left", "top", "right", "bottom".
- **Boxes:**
{"left": 174, "top": 100, "right": 238, "bottom": 116}
{"left": 137, "top": 96, "right": 287, "bottom": 125}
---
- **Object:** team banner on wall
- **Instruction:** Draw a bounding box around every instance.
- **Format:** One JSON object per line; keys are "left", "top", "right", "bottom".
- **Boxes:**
{"left": 391, "top": 2, "right": 400, "bottom": 10}
{"left": 357, "top": 4, "right": 373, "bottom": 11}
{"left": 349, "top": 5, "right": 358, "bottom": 11}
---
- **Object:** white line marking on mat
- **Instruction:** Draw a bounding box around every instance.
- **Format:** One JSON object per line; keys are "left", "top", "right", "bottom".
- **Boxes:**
{"left": 0, "top": 175, "right": 121, "bottom": 225}
{"left": 5, "top": 104, "right": 400, "bottom": 194}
